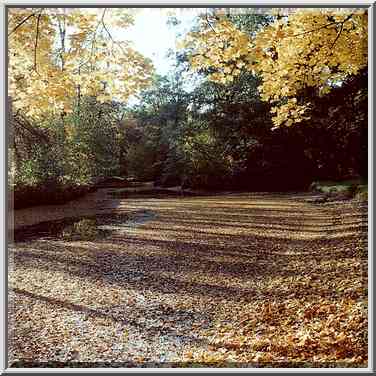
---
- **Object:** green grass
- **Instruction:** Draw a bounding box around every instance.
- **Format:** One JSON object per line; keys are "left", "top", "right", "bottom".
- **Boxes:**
{"left": 311, "top": 179, "right": 368, "bottom": 201}
{"left": 312, "top": 180, "right": 367, "bottom": 192}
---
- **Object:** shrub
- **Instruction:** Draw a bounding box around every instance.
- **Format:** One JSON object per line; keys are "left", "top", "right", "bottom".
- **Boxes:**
{"left": 12, "top": 183, "right": 95, "bottom": 209}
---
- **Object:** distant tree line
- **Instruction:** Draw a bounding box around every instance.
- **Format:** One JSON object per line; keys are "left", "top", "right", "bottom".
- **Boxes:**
{"left": 9, "top": 10, "right": 368, "bottom": 208}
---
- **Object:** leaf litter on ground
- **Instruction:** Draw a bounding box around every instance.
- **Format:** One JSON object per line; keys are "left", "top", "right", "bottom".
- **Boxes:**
{"left": 9, "top": 189, "right": 367, "bottom": 367}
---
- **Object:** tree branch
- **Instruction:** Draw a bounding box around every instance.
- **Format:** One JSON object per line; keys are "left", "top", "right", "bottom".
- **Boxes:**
{"left": 205, "top": 11, "right": 217, "bottom": 33}
{"left": 101, "top": 10, "right": 127, "bottom": 56}
{"left": 330, "top": 21, "right": 344, "bottom": 49}
{"left": 74, "top": 17, "right": 102, "bottom": 72}
{"left": 8, "top": 13, "right": 35, "bottom": 36}
{"left": 13, "top": 114, "right": 49, "bottom": 143}
{"left": 34, "top": 12, "right": 42, "bottom": 72}
{"left": 57, "top": 12, "right": 66, "bottom": 71}
{"left": 291, "top": 13, "right": 353, "bottom": 38}
{"left": 101, "top": 9, "right": 116, "bottom": 45}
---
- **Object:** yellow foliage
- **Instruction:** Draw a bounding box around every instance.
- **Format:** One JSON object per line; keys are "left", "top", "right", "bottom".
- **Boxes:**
{"left": 8, "top": 8, "right": 154, "bottom": 118}
{"left": 182, "top": 9, "right": 367, "bottom": 127}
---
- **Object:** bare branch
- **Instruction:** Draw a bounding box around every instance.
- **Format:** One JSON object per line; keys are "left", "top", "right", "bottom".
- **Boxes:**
{"left": 205, "top": 11, "right": 217, "bottom": 33}
{"left": 8, "top": 13, "right": 36, "bottom": 36}
{"left": 74, "top": 16, "right": 102, "bottom": 72}
{"left": 101, "top": 9, "right": 128, "bottom": 56}
{"left": 292, "top": 21, "right": 339, "bottom": 38}
{"left": 101, "top": 9, "right": 116, "bottom": 45}
{"left": 34, "top": 12, "right": 42, "bottom": 72}
{"left": 330, "top": 21, "right": 344, "bottom": 49}
{"left": 291, "top": 13, "right": 353, "bottom": 38}
{"left": 57, "top": 12, "right": 66, "bottom": 71}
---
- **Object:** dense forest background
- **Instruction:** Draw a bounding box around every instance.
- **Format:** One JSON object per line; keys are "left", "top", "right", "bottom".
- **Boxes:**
{"left": 8, "top": 9, "right": 368, "bottom": 208}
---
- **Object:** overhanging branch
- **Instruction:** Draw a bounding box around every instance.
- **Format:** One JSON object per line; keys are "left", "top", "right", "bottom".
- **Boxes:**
{"left": 8, "top": 13, "right": 36, "bottom": 36}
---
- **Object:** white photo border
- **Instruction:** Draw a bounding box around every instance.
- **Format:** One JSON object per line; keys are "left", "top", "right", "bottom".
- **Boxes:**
{"left": 1, "top": 1, "right": 374, "bottom": 373}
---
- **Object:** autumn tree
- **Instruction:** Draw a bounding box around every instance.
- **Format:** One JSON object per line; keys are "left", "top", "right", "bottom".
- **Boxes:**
{"left": 183, "top": 9, "right": 367, "bottom": 127}
{"left": 8, "top": 8, "right": 154, "bottom": 118}
{"left": 8, "top": 8, "right": 155, "bottom": 206}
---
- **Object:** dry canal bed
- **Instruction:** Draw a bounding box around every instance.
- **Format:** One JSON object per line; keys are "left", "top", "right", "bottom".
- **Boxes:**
{"left": 8, "top": 191, "right": 368, "bottom": 367}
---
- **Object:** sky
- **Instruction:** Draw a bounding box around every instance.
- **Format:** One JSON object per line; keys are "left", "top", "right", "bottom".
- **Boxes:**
{"left": 120, "top": 8, "right": 199, "bottom": 76}
{"left": 114, "top": 8, "right": 201, "bottom": 104}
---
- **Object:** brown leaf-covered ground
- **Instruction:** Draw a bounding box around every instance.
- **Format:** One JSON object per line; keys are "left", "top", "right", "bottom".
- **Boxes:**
{"left": 8, "top": 189, "right": 368, "bottom": 368}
